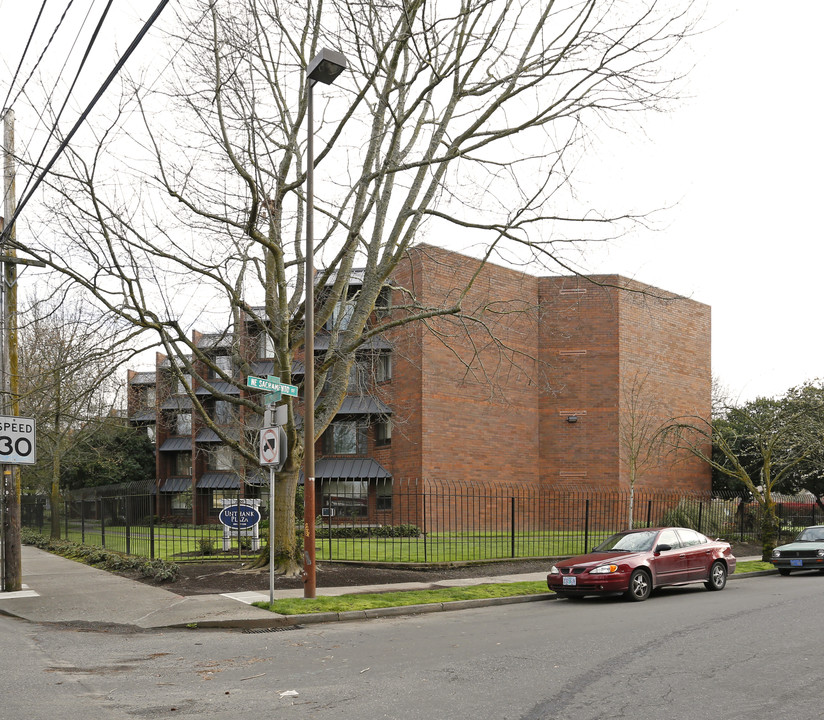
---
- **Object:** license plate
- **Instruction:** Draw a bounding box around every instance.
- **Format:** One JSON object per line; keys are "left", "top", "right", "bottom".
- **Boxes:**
{"left": 563, "top": 576, "right": 577, "bottom": 586}
{"left": 790, "top": 558, "right": 803, "bottom": 567}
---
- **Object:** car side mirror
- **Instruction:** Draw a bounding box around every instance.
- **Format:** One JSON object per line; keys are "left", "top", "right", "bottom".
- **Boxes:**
{"left": 655, "top": 543, "right": 672, "bottom": 553}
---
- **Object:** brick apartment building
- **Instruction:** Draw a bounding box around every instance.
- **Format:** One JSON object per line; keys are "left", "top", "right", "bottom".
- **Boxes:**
{"left": 128, "top": 244, "right": 711, "bottom": 524}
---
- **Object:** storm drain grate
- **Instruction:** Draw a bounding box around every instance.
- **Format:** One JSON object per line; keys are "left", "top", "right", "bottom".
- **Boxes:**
{"left": 242, "top": 625, "right": 304, "bottom": 634}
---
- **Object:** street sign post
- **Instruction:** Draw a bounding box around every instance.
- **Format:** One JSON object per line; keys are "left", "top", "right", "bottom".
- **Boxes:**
{"left": 246, "top": 375, "right": 298, "bottom": 398}
{"left": 0, "top": 416, "right": 36, "bottom": 465}
{"left": 246, "top": 375, "right": 296, "bottom": 603}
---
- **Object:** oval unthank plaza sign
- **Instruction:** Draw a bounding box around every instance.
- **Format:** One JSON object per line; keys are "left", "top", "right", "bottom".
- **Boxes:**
{"left": 218, "top": 504, "right": 261, "bottom": 530}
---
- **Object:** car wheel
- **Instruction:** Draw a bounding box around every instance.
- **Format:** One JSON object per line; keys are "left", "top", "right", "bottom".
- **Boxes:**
{"left": 625, "top": 569, "right": 651, "bottom": 602}
{"left": 705, "top": 561, "right": 727, "bottom": 591}
{"left": 778, "top": 568, "right": 791, "bottom": 576}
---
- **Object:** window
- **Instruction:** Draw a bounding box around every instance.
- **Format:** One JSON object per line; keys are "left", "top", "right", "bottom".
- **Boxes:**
{"left": 257, "top": 332, "right": 274, "bottom": 359}
{"left": 174, "top": 451, "right": 192, "bottom": 476}
{"left": 321, "top": 480, "right": 367, "bottom": 518}
{"left": 676, "top": 529, "right": 707, "bottom": 547}
{"left": 323, "top": 421, "right": 367, "bottom": 455}
{"left": 137, "top": 385, "right": 156, "bottom": 409}
{"left": 657, "top": 529, "right": 681, "bottom": 550}
{"left": 207, "top": 445, "right": 237, "bottom": 472}
{"left": 176, "top": 374, "right": 192, "bottom": 395}
{"left": 213, "top": 400, "right": 233, "bottom": 425}
{"left": 212, "top": 354, "right": 233, "bottom": 378}
{"left": 376, "top": 480, "right": 392, "bottom": 511}
{"left": 376, "top": 419, "right": 392, "bottom": 446}
{"left": 375, "top": 285, "right": 392, "bottom": 318}
{"left": 331, "top": 299, "right": 355, "bottom": 331}
{"left": 348, "top": 362, "right": 368, "bottom": 392}
{"left": 176, "top": 412, "right": 192, "bottom": 435}
{"left": 376, "top": 353, "right": 392, "bottom": 382}
{"left": 171, "top": 491, "right": 191, "bottom": 514}
{"left": 146, "top": 425, "right": 156, "bottom": 443}
{"left": 211, "top": 490, "right": 236, "bottom": 513}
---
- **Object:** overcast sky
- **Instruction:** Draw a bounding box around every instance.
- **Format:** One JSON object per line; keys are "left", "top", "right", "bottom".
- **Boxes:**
{"left": 578, "top": 2, "right": 823, "bottom": 403}
{"left": 0, "top": 1, "right": 820, "bottom": 404}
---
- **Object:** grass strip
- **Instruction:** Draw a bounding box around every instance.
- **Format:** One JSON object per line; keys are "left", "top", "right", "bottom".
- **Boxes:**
{"left": 254, "top": 581, "right": 549, "bottom": 615}
{"left": 254, "top": 561, "right": 775, "bottom": 616}
{"left": 734, "top": 560, "right": 774, "bottom": 573}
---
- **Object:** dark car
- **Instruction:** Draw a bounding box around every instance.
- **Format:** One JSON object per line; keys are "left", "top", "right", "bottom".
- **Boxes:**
{"left": 546, "top": 527, "right": 736, "bottom": 602}
{"left": 771, "top": 525, "right": 824, "bottom": 575}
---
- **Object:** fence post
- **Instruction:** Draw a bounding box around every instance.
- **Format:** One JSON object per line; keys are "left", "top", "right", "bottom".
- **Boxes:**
{"left": 81, "top": 496, "right": 85, "bottom": 544}
{"left": 422, "top": 486, "right": 427, "bottom": 564}
{"left": 64, "top": 499, "right": 68, "bottom": 539}
{"left": 100, "top": 498, "right": 106, "bottom": 548}
{"left": 739, "top": 501, "right": 745, "bottom": 542}
{"left": 511, "top": 497, "right": 516, "bottom": 558}
{"left": 126, "top": 494, "right": 131, "bottom": 556}
{"left": 697, "top": 501, "right": 704, "bottom": 534}
{"left": 150, "top": 501, "right": 155, "bottom": 560}
{"left": 646, "top": 500, "right": 652, "bottom": 528}
{"left": 584, "top": 498, "right": 590, "bottom": 553}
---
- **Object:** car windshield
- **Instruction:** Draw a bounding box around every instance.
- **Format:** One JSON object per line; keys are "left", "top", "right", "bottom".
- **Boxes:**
{"left": 795, "top": 528, "right": 824, "bottom": 542}
{"left": 593, "top": 531, "right": 657, "bottom": 553}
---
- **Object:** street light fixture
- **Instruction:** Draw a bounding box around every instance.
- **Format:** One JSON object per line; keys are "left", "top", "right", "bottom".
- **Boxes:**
{"left": 304, "top": 48, "right": 348, "bottom": 599}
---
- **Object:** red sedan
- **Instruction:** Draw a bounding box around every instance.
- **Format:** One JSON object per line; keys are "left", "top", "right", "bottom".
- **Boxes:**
{"left": 547, "top": 527, "right": 736, "bottom": 602}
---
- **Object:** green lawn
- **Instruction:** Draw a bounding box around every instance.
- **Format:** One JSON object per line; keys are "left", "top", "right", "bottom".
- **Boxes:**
{"left": 254, "top": 560, "right": 776, "bottom": 616}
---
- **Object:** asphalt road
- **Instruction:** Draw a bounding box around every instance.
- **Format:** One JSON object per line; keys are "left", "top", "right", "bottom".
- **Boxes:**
{"left": 1, "top": 572, "right": 821, "bottom": 719}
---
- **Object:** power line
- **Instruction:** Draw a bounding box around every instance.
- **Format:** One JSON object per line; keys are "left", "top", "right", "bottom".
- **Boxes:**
{"left": 1, "top": 0, "right": 51, "bottom": 112}
{"left": 1, "top": 0, "right": 171, "bottom": 245}
{"left": 15, "top": 0, "right": 116, "bottom": 208}
{"left": 4, "top": 0, "right": 77, "bottom": 113}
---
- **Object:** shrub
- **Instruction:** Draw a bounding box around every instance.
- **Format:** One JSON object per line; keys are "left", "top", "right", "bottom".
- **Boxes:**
{"left": 315, "top": 523, "right": 420, "bottom": 539}
{"left": 198, "top": 538, "right": 216, "bottom": 556}
{"left": 20, "top": 531, "right": 180, "bottom": 583}
{"left": 662, "top": 499, "right": 724, "bottom": 537}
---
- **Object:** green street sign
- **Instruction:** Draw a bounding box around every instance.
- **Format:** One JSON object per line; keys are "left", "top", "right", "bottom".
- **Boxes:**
{"left": 246, "top": 375, "right": 299, "bottom": 398}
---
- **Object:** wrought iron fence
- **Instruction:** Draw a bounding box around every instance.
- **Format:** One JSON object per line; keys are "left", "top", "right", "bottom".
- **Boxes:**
{"left": 20, "top": 480, "right": 824, "bottom": 564}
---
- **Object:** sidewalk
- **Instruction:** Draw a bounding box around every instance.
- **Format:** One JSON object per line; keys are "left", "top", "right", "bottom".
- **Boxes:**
{"left": 0, "top": 545, "right": 553, "bottom": 629}
{"left": 0, "top": 546, "right": 767, "bottom": 630}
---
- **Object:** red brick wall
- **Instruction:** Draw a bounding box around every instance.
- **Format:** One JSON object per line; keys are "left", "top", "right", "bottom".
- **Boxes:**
{"left": 538, "top": 276, "right": 711, "bottom": 494}
{"left": 392, "top": 245, "right": 540, "bottom": 485}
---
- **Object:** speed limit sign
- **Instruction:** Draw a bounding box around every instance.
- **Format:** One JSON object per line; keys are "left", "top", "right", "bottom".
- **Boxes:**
{"left": 0, "top": 416, "right": 36, "bottom": 465}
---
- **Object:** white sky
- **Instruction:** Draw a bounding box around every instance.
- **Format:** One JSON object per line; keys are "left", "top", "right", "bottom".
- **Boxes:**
{"left": 0, "top": 1, "right": 820, "bottom": 403}
{"left": 576, "top": 2, "right": 824, "bottom": 402}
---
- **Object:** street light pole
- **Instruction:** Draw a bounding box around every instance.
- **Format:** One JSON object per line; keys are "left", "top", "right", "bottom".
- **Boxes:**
{"left": 303, "top": 49, "right": 348, "bottom": 599}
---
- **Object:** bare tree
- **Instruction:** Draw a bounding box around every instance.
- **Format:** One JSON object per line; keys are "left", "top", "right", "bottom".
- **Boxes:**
{"left": 619, "top": 369, "right": 663, "bottom": 529}
{"left": 13, "top": 0, "right": 702, "bottom": 574}
{"left": 18, "top": 293, "right": 144, "bottom": 537}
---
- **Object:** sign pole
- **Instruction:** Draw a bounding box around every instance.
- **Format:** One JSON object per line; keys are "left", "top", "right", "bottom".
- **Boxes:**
{"left": 269, "top": 465, "right": 275, "bottom": 605}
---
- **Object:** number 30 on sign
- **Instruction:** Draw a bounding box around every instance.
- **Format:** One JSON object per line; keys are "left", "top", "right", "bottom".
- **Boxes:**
{"left": 0, "top": 416, "right": 36, "bottom": 465}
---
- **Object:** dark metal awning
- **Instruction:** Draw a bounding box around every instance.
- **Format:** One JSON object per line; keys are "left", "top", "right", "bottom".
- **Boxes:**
{"left": 160, "top": 477, "right": 192, "bottom": 493}
{"left": 158, "top": 437, "right": 191, "bottom": 452}
{"left": 160, "top": 396, "right": 193, "bottom": 411}
{"left": 197, "top": 472, "right": 241, "bottom": 490}
{"left": 129, "top": 372, "right": 156, "bottom": 385}
{"left": 337, "top": 396, "right": 392, "bottom": 416}
{"left": 195, "top": 429, "right": 221, "bottom": 443}
{"left": 194, "top": 381, "right": 240, "bottom": 397}
{"left": 130, "top": 410, "right": 156, "bottom": 423}
{"left": 301, "top": 458, "right": 391, "bottom": 481}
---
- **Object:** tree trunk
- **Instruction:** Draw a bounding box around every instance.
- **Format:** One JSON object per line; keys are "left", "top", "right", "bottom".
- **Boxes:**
{"left": 249, "top": 468, "right": 302, "bottom": 576}
{"left": 760, "top": 499, "right": 779, "bottom": 562}
{"left": 50, "top": 449, "right": 61, "bottom": 539}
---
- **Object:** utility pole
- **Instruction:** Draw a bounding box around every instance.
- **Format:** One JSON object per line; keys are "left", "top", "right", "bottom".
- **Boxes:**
{"left": 2, "top": 108, "right": 21, "bottom": 591}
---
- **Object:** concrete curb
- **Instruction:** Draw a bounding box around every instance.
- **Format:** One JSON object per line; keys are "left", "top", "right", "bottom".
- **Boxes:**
{"left": 187, "top": 570, "right": 777, "bottom": 630}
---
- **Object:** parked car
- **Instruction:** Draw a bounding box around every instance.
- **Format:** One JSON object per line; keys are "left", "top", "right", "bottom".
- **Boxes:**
{"left": 770, "top": 525, "right": 824, "bottom": 575}
{"left": 547, "top": 527, "right": 737, "bottom": 602}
